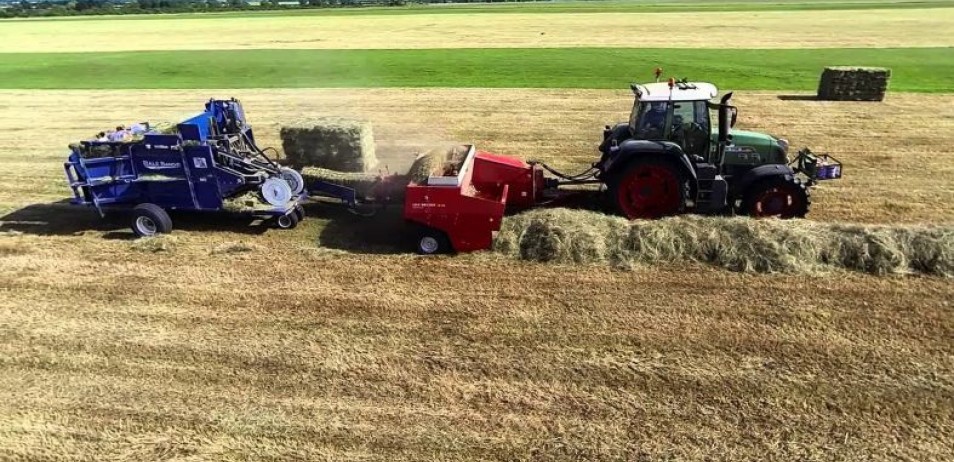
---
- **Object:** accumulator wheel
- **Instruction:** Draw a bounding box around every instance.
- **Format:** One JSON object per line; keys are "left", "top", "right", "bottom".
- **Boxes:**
{"left": 274, "top": 212, "right": 300, "bottom": 230}
{"left": 608, "top": 159, "right": 688, "bottom": 219}
{"left": 131, "top": 203, "right": 172, "bottom": 237}
{"left": 741, "top": 176, "right": 810, "bottom": 218}
{"left": 280, "top": 167, "right": 305, "bottom": 196}
{"left": 415, "top": 228, "right": 451, "bottom": 255}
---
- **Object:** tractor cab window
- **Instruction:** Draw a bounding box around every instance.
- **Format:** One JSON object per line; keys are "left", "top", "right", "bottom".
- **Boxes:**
{"left": 633, "top": 101, "right": 669, "bottom": 140}
{"left": 670, "top": 100, "right": 710, "bottom": 159}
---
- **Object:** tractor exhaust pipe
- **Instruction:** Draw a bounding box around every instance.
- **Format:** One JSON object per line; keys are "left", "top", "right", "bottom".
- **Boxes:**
{"left": 715, "top": 92, "right": 734, "bottom": 171}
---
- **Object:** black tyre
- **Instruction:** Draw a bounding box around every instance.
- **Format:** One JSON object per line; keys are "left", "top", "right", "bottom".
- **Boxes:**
{"left": 741, "top": 176, "right": 810, "bottom": 219}
{"left": 131, "top": 203, "right": 172, "bottom": 237}
{"left": 415, "top": 228, "right": 451, "bottom": 255}
{"left": 293, "top": 204, "right": 305, "bottom": 222}
{"left": 274, "top": 212, "right": 300, "bottom": 230}
{"left": 608, "top": 159, "right": 688, "bottom": 219}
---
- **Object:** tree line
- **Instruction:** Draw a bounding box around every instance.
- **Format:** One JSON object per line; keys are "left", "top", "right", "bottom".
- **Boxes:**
{"left": 0, "top": 0, "right": 547, "bottom": 18}
{"left": 0, "top": 0, "right": 433, "bottom": 18}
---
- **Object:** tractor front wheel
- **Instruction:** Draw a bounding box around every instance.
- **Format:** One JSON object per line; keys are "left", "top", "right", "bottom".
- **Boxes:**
{"left": 741, "top": 176, "right": 810, "bottom": 218}
{"left": 609, "top": 159, "right": 687, "bottom": 219}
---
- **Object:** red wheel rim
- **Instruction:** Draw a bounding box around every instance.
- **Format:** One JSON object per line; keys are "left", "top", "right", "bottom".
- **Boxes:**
{"left": 753, "top": 186, "right": 803, "bottom": 217}
{"left": 617, "top": 164, "right": 681, "bottom": 219}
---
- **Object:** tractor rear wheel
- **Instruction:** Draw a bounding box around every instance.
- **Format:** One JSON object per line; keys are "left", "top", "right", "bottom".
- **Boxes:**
{"left": 741, "top": 176, "right": 810, "bottom": 218}
{"left": 609, "top": 159, "right": 687, "bottom": 219}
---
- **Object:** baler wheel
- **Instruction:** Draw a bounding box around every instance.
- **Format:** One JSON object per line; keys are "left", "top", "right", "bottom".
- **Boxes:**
{"left": 609, "top": 159, "right": 687, "bottom": 219}
{"left": 741, "top": 176, "right": 810, "bottom": 219}
{"left": 131, "top": 203, "right": 172, "bottom": 237}
{"left": 416, "top": 228, "right": 451, "bottom": 255}
{"left": 274, "top": 212, "right": 300, "bottom": 230}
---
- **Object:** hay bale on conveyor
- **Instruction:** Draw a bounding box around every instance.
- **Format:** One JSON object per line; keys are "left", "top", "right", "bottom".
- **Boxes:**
{"left": 405, "top": 145, "right": 472, "bottom": 184}
{"left": 817, "top": 67, "right": 891, "bottom": 102}
{"left": 300, "top": 167, "right": 386, "bottom": 199}
{"left": 280, "top": 117, "right": 377, "bottom": 172}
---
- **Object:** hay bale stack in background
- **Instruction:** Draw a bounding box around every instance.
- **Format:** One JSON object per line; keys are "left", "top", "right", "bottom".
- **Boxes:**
{"left": 280, "top": 117, "right": 377, "bottom": 172}
{"left": 817, "top": 67, "right": 891, "bottom": 101}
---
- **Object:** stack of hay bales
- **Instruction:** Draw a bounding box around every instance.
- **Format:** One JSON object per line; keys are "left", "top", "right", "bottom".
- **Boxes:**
{"left": 280, "top": 117, "right": 377, "bottom": 172}
{"left": 817, "top": 67, "right": 891, "bottom": 101}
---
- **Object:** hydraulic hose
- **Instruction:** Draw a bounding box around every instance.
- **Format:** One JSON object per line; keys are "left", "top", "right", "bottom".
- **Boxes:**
{"left": 535, "top": 162, "right": 598, "bottom": 181}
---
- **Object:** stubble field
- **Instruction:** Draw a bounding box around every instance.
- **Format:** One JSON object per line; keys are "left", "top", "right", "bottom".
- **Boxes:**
{"left": 1, "top": 3, "right": 952, "bottom": 461}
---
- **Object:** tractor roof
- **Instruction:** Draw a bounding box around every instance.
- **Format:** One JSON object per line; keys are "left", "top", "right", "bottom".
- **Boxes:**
{"left": 631, "top": 81, "right": 718, "bottom": 102}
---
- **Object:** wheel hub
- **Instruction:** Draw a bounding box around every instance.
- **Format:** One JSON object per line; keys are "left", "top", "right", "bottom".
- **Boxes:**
{"left": 755, "top": 188, "right": 796, "bottom": 217}
{"left": 419, "top": 236, "right": 439, "bottom": 254}
{"left": 618, "top": 164, "right": 681, "bottom": 219}
{"left": 135, "top": 216, "right": 157, "bottom": 235}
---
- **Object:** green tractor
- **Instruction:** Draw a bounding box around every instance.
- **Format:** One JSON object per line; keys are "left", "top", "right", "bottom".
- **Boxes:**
{"left": 596, "top": 79, "right": 841, "bottom": 219}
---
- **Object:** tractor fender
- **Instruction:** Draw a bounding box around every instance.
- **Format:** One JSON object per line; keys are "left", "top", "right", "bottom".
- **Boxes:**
{"left": 601, "top": 139, "right": 697, "bottom": 183}
{"left": 733, "top": 164, "right": 797, "bottom": 197}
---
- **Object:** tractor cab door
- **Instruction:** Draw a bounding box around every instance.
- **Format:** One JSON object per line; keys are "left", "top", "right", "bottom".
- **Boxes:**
{"left": 630, "top": 100, "right": 710, "bottom": 159}
{"left": 669, "top": 100, "right": 710, "bottom": 160}
{"left": 631, "top": 101, "right": 669, "bottom": 141}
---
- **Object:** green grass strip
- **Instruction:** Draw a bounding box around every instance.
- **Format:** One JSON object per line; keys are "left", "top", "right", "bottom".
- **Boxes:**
{"left": 0, "top": 48, "right": 949, "bottom": 92}
{"left": 9, "top": 0, "right": 954, "bottom": 21}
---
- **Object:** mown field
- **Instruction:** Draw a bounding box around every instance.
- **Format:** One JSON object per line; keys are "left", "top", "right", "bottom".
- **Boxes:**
{"left": 1, "top": 2, "right": 952, "bottom": 461}
{"left": 3, "top": 6, "right": 953, "bottom": 52}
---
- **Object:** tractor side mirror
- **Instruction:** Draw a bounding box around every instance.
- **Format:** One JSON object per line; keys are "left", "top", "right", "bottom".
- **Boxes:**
{"left": 730, "top": 107, "right": 738, "bottom": 128}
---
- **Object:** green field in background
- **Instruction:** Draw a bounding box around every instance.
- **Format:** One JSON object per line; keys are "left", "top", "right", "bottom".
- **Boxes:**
{"left": 0, "top": 47, "right": 949, "bottom": 92}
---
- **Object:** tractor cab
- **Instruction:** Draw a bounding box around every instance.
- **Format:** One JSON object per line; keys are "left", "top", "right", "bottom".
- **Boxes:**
{"left": 627, "top": 81, "right": 733, "bottom": 163}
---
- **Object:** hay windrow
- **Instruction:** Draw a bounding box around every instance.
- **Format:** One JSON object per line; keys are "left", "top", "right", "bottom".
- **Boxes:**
{"left": 494, "top": 209, "right": 954, "bottom": 276}
{"left": 130, "top": 235, "right": 178, "bottom": 253}
{"left": 211, "top": 241, "right": 262, "bottom": 255}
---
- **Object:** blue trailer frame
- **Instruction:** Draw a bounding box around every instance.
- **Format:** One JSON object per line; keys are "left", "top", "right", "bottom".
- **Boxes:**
{"left": 64, "top": 99, "right": 306, "bottom": 235}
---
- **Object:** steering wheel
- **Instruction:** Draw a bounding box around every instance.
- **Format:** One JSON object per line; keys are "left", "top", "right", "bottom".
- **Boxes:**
{"left": 680, "top": 122, "right": 707, "bottom": 154}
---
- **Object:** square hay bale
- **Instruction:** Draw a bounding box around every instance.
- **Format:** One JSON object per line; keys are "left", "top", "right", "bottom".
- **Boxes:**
{"left": 817, "top": 66, "right": 891, "bottom": 102}
{"left": 280, "top": 117, "right": 377, "bottom": 172}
